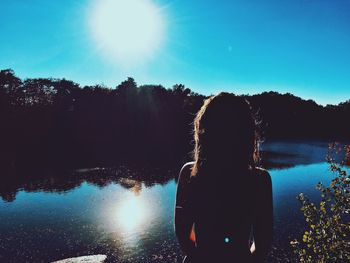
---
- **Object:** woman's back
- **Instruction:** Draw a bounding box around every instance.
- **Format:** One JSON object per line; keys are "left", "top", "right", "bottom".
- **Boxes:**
{"left": 176, "top": 161, "right": 272, "bottom": 263}
{"left": 174, "top": 93, "right": 273, "bottom": 263}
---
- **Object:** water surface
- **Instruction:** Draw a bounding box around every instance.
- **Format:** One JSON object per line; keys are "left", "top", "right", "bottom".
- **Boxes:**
{"left": 0, "top": 141, "right": 341, "bottom": 262}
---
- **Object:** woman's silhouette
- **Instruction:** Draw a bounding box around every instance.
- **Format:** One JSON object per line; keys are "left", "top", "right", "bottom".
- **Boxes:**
{"left": 175, "top": 92, "right": 273, "bottom": 263}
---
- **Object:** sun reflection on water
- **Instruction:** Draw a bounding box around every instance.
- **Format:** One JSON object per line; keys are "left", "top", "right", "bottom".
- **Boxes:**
{"left": 116, "top": 195, "right": 148, "bottom": 233}
{"left": 100, "top": 179, "right": 156, "bottom": 247}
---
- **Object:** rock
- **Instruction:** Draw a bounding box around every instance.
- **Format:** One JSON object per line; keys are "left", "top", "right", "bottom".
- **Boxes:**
{"left": 52, "top": 254, "right": 107, "bottom": 263}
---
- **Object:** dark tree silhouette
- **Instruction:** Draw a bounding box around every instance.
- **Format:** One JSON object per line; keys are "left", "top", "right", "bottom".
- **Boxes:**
{"left": 0, "top": 69, "right": 349, "bottom": 178}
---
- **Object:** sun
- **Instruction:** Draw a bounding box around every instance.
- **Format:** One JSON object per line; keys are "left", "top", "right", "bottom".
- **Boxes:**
{"left": 89, "top": 0, "right": 166, "bottom": 67}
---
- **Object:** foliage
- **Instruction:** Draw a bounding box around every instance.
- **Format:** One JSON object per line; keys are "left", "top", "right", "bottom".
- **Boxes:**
{"left": 0, "top": 69, "right": 206, "bottom": 170}
{"left": 290, "top": 143, "right": 350, "bottom": 262}
{"left": 1, "top": 68, "right": 350, "bottom": 170}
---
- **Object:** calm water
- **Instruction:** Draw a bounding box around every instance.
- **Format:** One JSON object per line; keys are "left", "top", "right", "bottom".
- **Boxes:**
{"left": 0, "top": 141, "right": 341, "bottom": 262}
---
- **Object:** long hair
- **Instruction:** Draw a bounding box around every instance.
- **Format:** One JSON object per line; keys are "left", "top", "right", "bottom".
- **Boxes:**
{"left": 191, "top": 92, "right": 260, "bottom": 177}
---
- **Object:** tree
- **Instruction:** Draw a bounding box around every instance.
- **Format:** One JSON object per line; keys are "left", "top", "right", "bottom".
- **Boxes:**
{"left": 22, "top": 78, "right": 56, "bottom": 106}
{"left": 0, "top": 69, "right": 23, "bottom": 106}
{"left": 290, "top": 143, "right": 350, "bottom": 262}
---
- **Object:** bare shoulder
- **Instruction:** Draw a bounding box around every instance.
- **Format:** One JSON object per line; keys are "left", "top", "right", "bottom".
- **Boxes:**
{"left": 180, "top": 161, "right": 195, "bottom": 174}
{"left": 253, "top": 167, "right": 272, "bottom": 188}
{"left": 178, "top": 161, "right": 195, "bottom": 183}
{"left": 254, "top": 167, "right": 270, "bottom": 176}
{"left": 176, "top": 161, "right": 195, "bottom": 206}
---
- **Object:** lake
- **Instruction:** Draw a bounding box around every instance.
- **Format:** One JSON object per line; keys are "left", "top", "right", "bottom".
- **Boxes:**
{"left": 0, "top": 141, "right": 342, "bottom": 262}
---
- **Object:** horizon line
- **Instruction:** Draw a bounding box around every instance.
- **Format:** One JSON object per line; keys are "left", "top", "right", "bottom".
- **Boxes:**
{"left": 2, "top": 68, "right": 349, "bottom": 108}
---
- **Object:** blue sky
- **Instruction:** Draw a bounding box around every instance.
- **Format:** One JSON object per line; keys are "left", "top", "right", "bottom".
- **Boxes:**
{"left": 0, "top": 0, "right": 349, "bottom": 105}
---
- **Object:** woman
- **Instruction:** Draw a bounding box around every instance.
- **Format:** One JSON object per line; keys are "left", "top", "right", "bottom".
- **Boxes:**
{"left": 175, "top": 92, "right": 273, "bottom": 263}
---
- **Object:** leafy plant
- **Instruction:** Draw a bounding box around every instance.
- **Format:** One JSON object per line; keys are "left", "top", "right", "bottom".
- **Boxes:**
{"left": 290, "top": 143, "right": 350, "bottom": 262}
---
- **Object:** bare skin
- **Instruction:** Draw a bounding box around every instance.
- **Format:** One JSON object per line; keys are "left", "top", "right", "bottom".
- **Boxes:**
{"left": 175, "top": 162, "right": 273, "bottom": 263}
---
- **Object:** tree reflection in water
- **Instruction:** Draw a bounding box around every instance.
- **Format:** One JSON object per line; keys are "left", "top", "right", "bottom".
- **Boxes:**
{"left": 0, "top": 165, "right": 175, "bottom": 202}
{"left": 0, "top": 165, "right": 182, "bottom": 263}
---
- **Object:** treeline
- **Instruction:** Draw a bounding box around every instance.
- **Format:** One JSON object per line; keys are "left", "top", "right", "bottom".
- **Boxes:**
{"left": 1, "top": 69, "right": 349, "bottom": 172}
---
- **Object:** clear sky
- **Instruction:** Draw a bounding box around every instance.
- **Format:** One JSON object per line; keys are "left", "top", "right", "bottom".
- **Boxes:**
{"left": 0, "top": 0, "right": 349, "bottom": 105}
